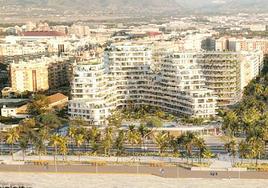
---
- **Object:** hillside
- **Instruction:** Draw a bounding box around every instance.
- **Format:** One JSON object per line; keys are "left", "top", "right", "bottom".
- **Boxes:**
{"left": 1, "top": 0, "right": 182, "bottom": 13}
{"left": 175, "top": 0, "right": 268, "bottom": 13}
{"left": 2, "top": 0, "right": 268, "bottom": 14}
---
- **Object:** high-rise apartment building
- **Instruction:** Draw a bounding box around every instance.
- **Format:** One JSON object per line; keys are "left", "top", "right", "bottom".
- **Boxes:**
{"left": 10, "top": 61, "right": 49, "bottom": 92}
{"left": 197, "top": 51, "right": 263, "bottom": 106}
{"left": 10, "top": 56, "right": 74, "bottom": 92}
{"left": 68, "top": 43, "right": 217, "bottom": 125}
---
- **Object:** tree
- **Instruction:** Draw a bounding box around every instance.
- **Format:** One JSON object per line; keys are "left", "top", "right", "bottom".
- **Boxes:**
{"left": 242, "top": 108, "right": 261, "bottom": 135}
{"left": 89, "top": 127, "right": 101, "bottom": 154}
{"left": 194, "top": 137, "right": 206, "bottom": 163}
{"left": 144, "top": 116, "right": 163, "bottom": 128}
{"left": 114, "top": 130, "right": 125, "bottom": 156}
{"left": 20, "top": 118, "right": 36, "bottom": 130}
{"left": 59, "top": 136, "right": 68, "bottom": 161}
{"left": 101, "top": 127, "right": 113, "bottom": 156}
{"left": 137, "top": 124, "right": 150, "bottom": 151}
{"left": 202, "top": 149, "right": 214, "bottom": 160}
{"left": 68, "top": 126, "right": 77, "bottom": 153}
{"left": 74, "top": 134, "right": 85, "bottom": 161}
{"left": 222, "top": 111, "right": 239, "bottom": 137}
{"left": 107, "top": 110, "right": 123, "bottom": 127}
{"left": 35, "top": 138, "right": 45, "bottom": 160}
{"left": 36, "top": 113, "right": 61, "bottom": 130}
{"left": 38, "top": 127, "right": 49, "bottom": 155}
{"left": 224, "top": 139, "right": 237, "bottom": 164}
{"left": 238, "top": 140, "right": 251, "bottom": 164}
{"left": 126, "top": 125, "right": 141, "bottom": 156}
{"left": 6, "top": 128, "right": 20, "bottom": 160}
{"left": 154, "top": 131, "right": 169, "bottom": 155}
{"left": 18, "top": 135, "right": 29, "bottom": 161}
{"left": 27, "top": 94, "right": 49, "bottom": 116}
{"left": 248, "top": 137, "right": 265, "bottom": 166}
{"left": 169, "top": 136, "right": 179, "bottom": 157}
{"left": 181, "top": 132, "right": 196, "bottom": 163}
{"left": 49, "top": 134, "right": 62, "bottom": 165}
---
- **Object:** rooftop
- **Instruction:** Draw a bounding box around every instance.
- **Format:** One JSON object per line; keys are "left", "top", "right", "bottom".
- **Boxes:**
{"left": 20, "top": 31, "right": 66, "bottom": 37}
{"left": 47, "top": 93, "right": 68, "bottom": 104}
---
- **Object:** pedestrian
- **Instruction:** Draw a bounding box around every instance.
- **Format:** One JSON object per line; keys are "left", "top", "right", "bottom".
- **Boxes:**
{"left": 160, "top": 168, "right": 165, "bottom": 177}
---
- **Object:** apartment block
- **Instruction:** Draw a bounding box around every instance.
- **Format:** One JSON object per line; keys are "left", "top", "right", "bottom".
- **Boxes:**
{"left": 215, "top": 37, "right": 268, "bottom": 55}
{"left": 10, "top": 61, "right": 49, "bottom": 92}
{"left": 9, "top": 56, "right": 74, "bottom": 92}
{"left": 197, "top": 51, "right": 263, "bottom": 106}
{"left": 68, "top": 43, "right": 217, "bottom": 126}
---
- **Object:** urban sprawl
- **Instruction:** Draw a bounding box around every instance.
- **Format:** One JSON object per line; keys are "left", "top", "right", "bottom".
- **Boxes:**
{"left": 0, "top": 13, "right": 268, "bottom": 174}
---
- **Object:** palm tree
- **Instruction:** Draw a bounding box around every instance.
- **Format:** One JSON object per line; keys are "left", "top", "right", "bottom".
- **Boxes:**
{"left": 38, "top": 127, "right": 49, "bottom": 156}
{"left": 253, "top": 83, "right": 264, "bottom": 96}
{"left": 137, "top": 124, "right": 150, "bottom": 152}
{"left": 6, "top": 128, "right": 20, "bottom": 160}
{"left": 89, "top": 127, "right": 101, "bottom": 154}
{"left": 242, "top": 108, "right": 261, "bottom": 135}
{"left": 114, "top": 130, "right": 125, "bottom": 156}
{"left": 181, "top": 132, "right": 196, "bottom": 163}
{"left": 34, "top": 137, "right": 46, "bottom": 161}
{"left": 154, "top": 131, "right": 169, "bottom": 155}
{"left": 0, "top": 132, "right": 6, "bottom": 155}
{"left": 49, "top": 134, "right": 62, "bottom": 166}
{"left": 169, "top": 135, "right": 179, "bottom": 157}
{"left": 202, "top": 149, "right": 214, "bottom": 161}
{"left": 107, "top": 110, "right": 123, "bottom": 127}
{"left": 18, "top": 135, "right": 29, "bottom": 161}
{"left": 238, "top": 140, "right": 250, "bottom": 164}
{"left": 127, "top": 125, "right": 140, "bottom": 157}
{"left": 248, "top": 137, "right": 265, "bottom": 166}
{"left": 194, "top": 137, "right": 206, "bottom": 163}
{"left": 74, "top": 134, "right": 85, "bottom": 161}
{"left": 224, "top": 139, "right": 237, "bottom": 164}
{"left": 68, "top": 126, "right": 77, "bottom": 153}
{"left": 101, "top": 127, "right": 113, "bottom": 156}
{"left": 222, "top": 111, "right": 239, "bottom": 137}
{"left": 59, "top": 136, "right": 68, "bottom": 161}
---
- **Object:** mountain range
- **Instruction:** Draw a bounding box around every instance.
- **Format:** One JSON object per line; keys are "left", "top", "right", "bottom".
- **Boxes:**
{"left": 176, "top": 0, "right": 268, "bottom": 13}
{"left": 2, "top": 0, "right": 182, "bottom": 13}
{"left": 1, "top": 0, "right": 268, "bottom": 13}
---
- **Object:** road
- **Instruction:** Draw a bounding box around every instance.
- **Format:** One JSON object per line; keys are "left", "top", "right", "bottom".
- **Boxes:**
{"left": 0, "top": 164, "right": 267, "bottom": 179}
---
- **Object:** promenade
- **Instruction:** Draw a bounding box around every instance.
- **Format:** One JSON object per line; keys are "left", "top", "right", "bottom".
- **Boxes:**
{"left": 0, "top": 155, "right": 268, "bottom": 179}
{"left": 0, "top": 162, "right": 267, "bottom": 179}
{"left": 0, "top": 173, "right": 268, "bottom": 188}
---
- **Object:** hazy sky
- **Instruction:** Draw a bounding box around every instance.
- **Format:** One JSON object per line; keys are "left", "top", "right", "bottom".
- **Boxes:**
{"left": 175, "top": 0, "right": 265, "bottom": 8}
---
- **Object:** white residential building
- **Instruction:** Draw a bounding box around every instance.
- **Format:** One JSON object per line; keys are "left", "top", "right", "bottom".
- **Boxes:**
{"left": 68, "top": 43, "right": 218, "bottom": 126}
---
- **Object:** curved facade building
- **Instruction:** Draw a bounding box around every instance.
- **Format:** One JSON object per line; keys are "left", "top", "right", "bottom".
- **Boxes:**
{"left": 68, "top": 43, "right": 217, "bottom": 126}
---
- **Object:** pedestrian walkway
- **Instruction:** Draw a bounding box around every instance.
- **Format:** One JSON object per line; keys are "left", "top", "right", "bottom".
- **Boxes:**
{"left": 210, "top": 160, "right": 232, "bottom": 169}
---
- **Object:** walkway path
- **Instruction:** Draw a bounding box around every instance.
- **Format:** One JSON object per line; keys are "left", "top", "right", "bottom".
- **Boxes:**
{"left": 0, "top": 164, "right": 267, "bottom": 179}
{"left": 1, "top": 173, "right": 268, "bottom": 188}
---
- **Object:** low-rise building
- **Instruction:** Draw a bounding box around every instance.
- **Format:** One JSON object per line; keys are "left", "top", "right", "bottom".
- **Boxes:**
{"left": 0, "top": 93, "right": 68, "bottom": 118}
